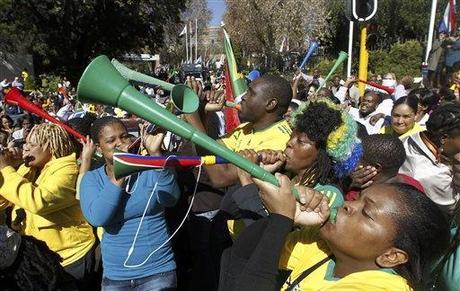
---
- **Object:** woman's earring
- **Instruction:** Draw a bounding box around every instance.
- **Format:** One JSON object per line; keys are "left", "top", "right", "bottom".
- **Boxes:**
{"left": 95, "top": 149, "right": 103, "bottom": 158}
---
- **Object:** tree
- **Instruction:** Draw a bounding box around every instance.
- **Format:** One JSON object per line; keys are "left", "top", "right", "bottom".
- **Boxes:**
{"left": 368, "top": 40, "right": 423, "bottom": 79}
{"left": 154, "top": 0, "right": 212, "bottom": 65}
{"left": 325, "top": 0, "right": 450, "bottom": 54}
{"left": 224, "top": 0, "right": 331, "bottom": 70}
{"left": 0, "top": 0, "right": 186, "bottom": 82}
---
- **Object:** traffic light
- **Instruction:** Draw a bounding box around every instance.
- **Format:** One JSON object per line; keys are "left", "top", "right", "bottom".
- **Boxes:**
{"left": 345, "top": 0, "right": 378, "bottom": 22}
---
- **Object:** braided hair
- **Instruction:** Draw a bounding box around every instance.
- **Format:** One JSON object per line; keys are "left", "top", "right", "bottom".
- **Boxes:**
{"left": 1, "top": 235, "right": 74, "bottom": 290}
{"left": 28, "top": 123, "right": 75, "bottom": 158}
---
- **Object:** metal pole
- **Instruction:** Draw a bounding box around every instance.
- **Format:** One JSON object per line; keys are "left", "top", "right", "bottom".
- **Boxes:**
{"left": 347, "top": 21, "right": 354, "bottom": 77}
{"left": 425, "top": 0, "right": 438, "bottom": 63}
{"left": 189, "top": 21, "right": 193, "bottom": 63}
{"left": 185, "top": 26, "right": 189, "bottom": 63}
{"left": 195, "top": 18, "right": 198, "bottom": 62}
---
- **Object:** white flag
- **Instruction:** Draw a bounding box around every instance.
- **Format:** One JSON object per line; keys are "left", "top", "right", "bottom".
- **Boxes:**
{"left": 179, "top": 25, "right": 187, "bottom": 37}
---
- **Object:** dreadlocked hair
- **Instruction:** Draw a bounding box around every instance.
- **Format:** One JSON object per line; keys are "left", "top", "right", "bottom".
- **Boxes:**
{"left": 298, "top": 148, "right": 333, "bottom": 187}
{"left": 1, "top": 235, "right": 73, "bottom": 290}
{"left": 28, "top": 123, "right": 75, "bottom": 158}
{"left": 426, "top": 103, "right": 460, "bottom": 144}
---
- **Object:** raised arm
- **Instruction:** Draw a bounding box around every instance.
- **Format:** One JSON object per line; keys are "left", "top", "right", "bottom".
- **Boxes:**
{"left": 0, "top": 164, "right": 79, "bottom": 215}
{"left": 183, "top": 89, "right": 241, "bottom": 188}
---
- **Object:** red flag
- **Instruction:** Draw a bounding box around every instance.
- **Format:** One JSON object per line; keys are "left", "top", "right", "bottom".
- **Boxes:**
{"left": 224, "top": 64, "right": 240, "bottom": 133}
{"left": 449, "top": 0, "right": 456, "bottom": 32}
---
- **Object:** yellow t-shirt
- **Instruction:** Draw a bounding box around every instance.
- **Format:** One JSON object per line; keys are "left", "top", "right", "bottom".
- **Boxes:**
{"left": 220, "top": 119, "right": 292, "bottom": 239}
{"left": 219, "top": 119, "right": 292, "bottom": 152}
{"left": 280, "top": 229, "right": 412, "bottom": 290}
{"left": 380, "top": 123, "right": 425, "bottom": 139}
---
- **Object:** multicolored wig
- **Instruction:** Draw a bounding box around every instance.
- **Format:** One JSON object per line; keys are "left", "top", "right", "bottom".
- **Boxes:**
{"left": 290, "top": 99, "right": 362, "bottom": 179}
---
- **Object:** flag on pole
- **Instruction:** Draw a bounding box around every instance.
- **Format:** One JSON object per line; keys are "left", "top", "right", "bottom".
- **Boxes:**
{"left": 223, "top": 29, "right": 248, "bottom": 99}
{"left": 439, "top": 0, "right": 457, "bottom": 34}
{"left": 223, "top": 65, "right": 240, "bottom": 133}
{"left": 179, "top": 25, "right": 187, "bottom": 37}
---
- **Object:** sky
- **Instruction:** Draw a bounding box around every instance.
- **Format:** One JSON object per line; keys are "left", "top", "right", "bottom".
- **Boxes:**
{"left": 208, "top": 0, "right": 226, "bottom": 26}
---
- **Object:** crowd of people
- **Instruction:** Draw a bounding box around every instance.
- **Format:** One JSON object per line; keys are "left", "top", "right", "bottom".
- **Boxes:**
{"left": 0, "top": 46, "right": 459, "bottom": 291}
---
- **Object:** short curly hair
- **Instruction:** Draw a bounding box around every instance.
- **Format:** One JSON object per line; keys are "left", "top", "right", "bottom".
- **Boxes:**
{"left": 361, "top": 134, "right": 406, "bottom": 173}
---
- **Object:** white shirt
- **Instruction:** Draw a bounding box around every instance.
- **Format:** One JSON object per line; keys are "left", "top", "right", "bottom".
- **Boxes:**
{"left": 348, "top": 107, "right": 384, "bottom": 135}
{"left": 334, "top": 86, "right": 348, "bottom": 104}
{"left": 56, "top": 104, "right": 74, "bottom": 121}
{"left": 334, "top": 85, "right": 360, "bottom": 105}
{"left": 394, "top": 84, "right": 409, "bottom": 100}
{"left": 12, "top": 129, "right": 24, "bottom": 140}
{"left": 145, "top": 87, "right": 155, "bottom": 96}
{"left": 375, "top": 99, "right": 394, "bottom": 116}
{"left": 418, "top": 113, "right": 430, "bottom": 127}
{"left": 216, "top": 111, "right": 226, "bottom": 137}
{"left": 399, "top": 132, "right": 460, "bottom": 215}
{"left": 299, "top": 73, "right": 325, "bottom": 87}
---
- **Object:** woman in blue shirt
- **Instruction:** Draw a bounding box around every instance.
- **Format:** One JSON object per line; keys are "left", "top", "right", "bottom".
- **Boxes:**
{"left": 79, "top": 117, "right": 180, "bottom": 290}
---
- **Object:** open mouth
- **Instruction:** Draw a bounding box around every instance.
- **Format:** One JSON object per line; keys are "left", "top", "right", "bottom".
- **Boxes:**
{"left": 24, "top": 156, "right": 35, "bottom": 166}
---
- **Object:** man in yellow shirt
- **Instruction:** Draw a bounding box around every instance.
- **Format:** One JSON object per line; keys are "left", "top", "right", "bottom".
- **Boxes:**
{"left": 186, "top": 75, "right": 293, "bottom": 188}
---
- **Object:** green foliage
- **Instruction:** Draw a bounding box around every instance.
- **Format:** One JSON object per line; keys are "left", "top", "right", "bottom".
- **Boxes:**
{"left": 314, "top": 58, "right": 347, "bottom": 79}
{"left": 37, "top": 74, "right": 62, "bottom": 96}
{"left": 23, "top": 75, "right": 36, "bottom": 91}
{"left": 0, "top": 0, "right": 186, "bottom": 82}
{"left": 369, "top": 40, "right": 423, "bottom": 79}
{"left": 325, "top": 0, "right": 449, "bottom": 56}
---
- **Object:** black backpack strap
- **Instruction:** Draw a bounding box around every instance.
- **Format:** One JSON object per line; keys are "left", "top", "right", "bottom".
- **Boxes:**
{"left": 285, "top": 256, "right": 333, "bottom": 291}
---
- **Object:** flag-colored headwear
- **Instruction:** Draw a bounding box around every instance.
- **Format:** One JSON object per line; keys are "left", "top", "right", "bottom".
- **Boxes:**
{"left": 290, "top": 99, "right": 362, "bottom": 178}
